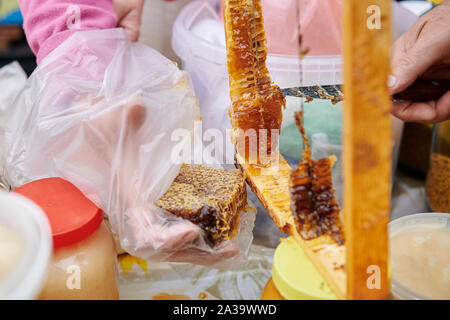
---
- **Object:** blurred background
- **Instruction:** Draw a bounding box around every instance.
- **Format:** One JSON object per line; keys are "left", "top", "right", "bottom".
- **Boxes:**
{"left": 0, "top": 0, "right": 35, "bottom": 75}
{"left": 0, "top": 0, "right": 441, "bottom": 76}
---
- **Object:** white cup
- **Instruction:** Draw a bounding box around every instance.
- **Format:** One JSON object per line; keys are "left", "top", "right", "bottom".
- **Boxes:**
{"left": 0, "top": 192, "right": 52, "bottom": 299}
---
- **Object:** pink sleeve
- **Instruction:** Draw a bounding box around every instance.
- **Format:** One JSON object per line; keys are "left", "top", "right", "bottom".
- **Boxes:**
{"left": 19, "top": 0, "right": 117, "bottom": 64}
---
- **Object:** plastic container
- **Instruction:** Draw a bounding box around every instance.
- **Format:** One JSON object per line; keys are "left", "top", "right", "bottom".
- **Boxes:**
{"left": 172, "top": 0, "right": 403, "bottom": 170}
{"left": 390, "top": 213, "right": 450, "bottom": 300}
{"left": 425, "top": 120, "right": 450, "bottom": 213}
{"left": 139, "top": 0, "right": 192, "bottom": 64}
{"left": 172, "top": 0, "right": 342, "bottom": 125}
{"left": 14, "top": 178, "right": 119, "bottom": 300}
{"left": 266, "top": 237, "right": 336, "bottom": 300}
{"left": 0, "top": 192, "right": 52, "bottom": 299}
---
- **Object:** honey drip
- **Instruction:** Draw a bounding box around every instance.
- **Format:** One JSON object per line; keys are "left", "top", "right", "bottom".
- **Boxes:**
{"left": 289, "top": 112, "right": 344, "bottom": 245}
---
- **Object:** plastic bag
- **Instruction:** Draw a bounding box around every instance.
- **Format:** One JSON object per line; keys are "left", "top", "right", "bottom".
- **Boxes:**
{"left": 0, "top": 61, "right": 27, "bottom": 174}
{"left": 1, "top": 28, "right": 254, "bottom": 268}
{"left": 118, "top": 244, "right": 274, "bottom": 300}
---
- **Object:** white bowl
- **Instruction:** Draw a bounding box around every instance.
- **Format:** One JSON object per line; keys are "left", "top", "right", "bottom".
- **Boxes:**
{"left": 0, "top": 192, "right": 52, "bottom": 299}
{"left": 389, "top": 212, "right": 450, "bottom": 300}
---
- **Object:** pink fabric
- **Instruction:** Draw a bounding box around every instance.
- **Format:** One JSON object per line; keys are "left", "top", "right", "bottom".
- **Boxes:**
{"left": 263, "top": 0, "right": 342, "bottom": 56}
{"left": 19, "top": 0, "right": 117, "bottom": 64}
{"left": 220, "top": 0, "right": 342, "bottom": 56}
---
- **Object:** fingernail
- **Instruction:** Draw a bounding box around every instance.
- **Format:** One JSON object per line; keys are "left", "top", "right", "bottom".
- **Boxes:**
{"left": 387, "top": 75, "right": 397, "bottom": 88}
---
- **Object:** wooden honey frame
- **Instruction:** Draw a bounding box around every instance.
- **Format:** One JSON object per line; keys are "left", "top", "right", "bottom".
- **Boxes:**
{"left": 234, "top": 0, "right": 392, "bottom": 300}
{"left": 235, "top": 153, "right": 347, "bottom": 298}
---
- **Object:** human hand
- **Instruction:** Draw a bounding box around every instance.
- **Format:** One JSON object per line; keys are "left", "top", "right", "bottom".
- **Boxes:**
{"left": 128, "top": 205, "right": 239, "bottom": 264}
{"left": 82, "top": 96, "right": 239, "bottom": 263}
{"left": 113, "top": 0, "right": 145, "bottom": 42}
{"left": 389, "top": 0, "right": 450, "bottom": 123}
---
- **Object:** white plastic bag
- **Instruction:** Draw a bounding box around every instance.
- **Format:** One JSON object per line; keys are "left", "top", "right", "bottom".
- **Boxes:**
{"left": 1, "top": 28, "right": 253, "bottom": 268}
{"left": 0, "top": 61, "right": 27, "bottom": 174}
{"left": 118, "top": 244, "right": 274, "bottom": 300}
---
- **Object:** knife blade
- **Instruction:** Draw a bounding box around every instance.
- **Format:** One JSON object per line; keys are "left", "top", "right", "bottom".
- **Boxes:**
{"left": 281, "top": 84, "right": 344, "bottom": 103}
{"left": 281, "top": 78, "right": 450, "bottom": 103}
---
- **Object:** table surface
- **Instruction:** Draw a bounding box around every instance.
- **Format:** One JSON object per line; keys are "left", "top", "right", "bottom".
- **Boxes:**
{"left": 117, "top": 169, "right": 428, "bottom": 300}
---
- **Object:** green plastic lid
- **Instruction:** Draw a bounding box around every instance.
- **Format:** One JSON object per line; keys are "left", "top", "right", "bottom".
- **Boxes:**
{"left": 272, "top": 237, "right": 337, "bottom": 300}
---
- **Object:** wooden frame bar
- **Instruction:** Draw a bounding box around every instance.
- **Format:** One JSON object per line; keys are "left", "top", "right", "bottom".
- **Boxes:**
{"left": 343, "top": 0, "right": 391, "bottom": 300}
{"left": 233, "top": 0, "right": 392, "bottom": 300}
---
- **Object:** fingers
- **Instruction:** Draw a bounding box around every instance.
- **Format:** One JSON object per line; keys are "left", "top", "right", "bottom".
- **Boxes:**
{"left": 129, "top": 206, "right": 240, "bottom": 264}
{"left": 153, "top": 221, "right": 202, "bottom": 251}
{"left": 392, "top": 100, "right": 437, "bottom": 123}
{"left": 124, "top": 97, "right": 147, "bottom": 131}
{"left": 389, "top": 3, "right": 450, "bottom": 123}
{"left": 120, "top": 12, "right": 141, "bottom": 42}
{"left": 392, "top": 90, "right": 450, "bottom": 123}
{"left": 389, "top": 20, "right": 444, "bottom": 94}
{"left": 435, "top": 90, "right": 450, "bottom": 122}
{"left": 114, "top": 0, "right": 145, "bottom": 42}
{"left": 167, "top": 241, "right": 239, "bottom": 265}
{"left": 128, "top": 206, "right": 203, "bottom": 253}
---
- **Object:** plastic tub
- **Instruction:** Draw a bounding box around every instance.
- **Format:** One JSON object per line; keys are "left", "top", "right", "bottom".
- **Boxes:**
{"left": 0, "top": 192, "right": 52, "bottom": 299}
{"left": 390, "top": 213, "right": 450, "bottom": 300}
{"left": 270, "top": 237, "right": 336, "bottom": 300}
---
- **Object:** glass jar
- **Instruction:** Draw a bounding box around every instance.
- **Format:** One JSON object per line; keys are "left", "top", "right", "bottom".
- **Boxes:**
{"left": 14, "top": 178, "right": 119, "bottom": 300}
{"left": 425, "top": 120, "right": 450, "bottom": 213}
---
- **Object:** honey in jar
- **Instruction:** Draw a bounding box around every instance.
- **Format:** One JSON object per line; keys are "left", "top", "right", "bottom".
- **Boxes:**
{"left": 15, "top": 178, "right": 119, "bottom": 300}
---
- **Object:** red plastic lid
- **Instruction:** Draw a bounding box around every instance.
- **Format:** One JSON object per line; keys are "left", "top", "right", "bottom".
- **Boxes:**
{"left": 14, "top": 177, "right": 103, "bottom": 249}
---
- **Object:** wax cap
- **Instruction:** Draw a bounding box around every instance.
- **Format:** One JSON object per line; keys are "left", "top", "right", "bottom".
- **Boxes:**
{"left": 14, "top": 178, "right": 103, "bottom": 249}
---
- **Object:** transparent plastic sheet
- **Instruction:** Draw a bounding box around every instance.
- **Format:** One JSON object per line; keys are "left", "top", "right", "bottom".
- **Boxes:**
{"left": 391, "top": 171, "right": 428, "bottom": 220}
{"left": 0, "top": 61, "right": 27, "bottom": 181}
{"left": 311, "top": 133, "right": 343, "bottom": 206}
{"left": 251, "top": 188, "right": 287, "bottom": 248}
{"left": 0, "top": 28, "right": 254, "bottom": 269}
{"left": 309, "top": 133, "right": 429, "bottom": 221}
{"left": 118, "top": 244, "right": 274, "bottom": 300}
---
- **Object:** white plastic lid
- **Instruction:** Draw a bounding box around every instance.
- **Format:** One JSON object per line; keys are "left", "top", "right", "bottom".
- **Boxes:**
{"left": 172, "top": 0, "right": 343, "bottom": 87}
{"left": 0, "top": 192, "right": 52, "bottom": 299}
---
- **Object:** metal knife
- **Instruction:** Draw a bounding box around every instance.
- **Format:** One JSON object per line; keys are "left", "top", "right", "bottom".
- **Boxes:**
{"left": 282, "top": 84, "right": 344, "bottom": 103}
{"left": 281, "top": 78, "right": 450, "bottom": 102}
